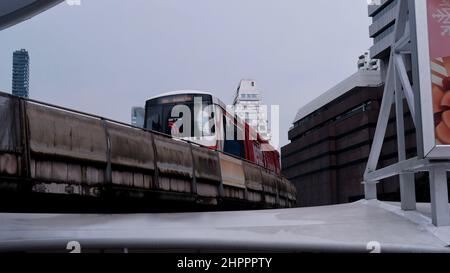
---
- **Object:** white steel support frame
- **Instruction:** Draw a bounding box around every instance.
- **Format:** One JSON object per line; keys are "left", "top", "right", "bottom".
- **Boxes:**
{"left": 363, "top": 0, "right": 450, "bottom": 227}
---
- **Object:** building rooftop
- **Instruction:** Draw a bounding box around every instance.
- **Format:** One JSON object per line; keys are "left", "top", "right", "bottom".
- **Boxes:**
{"left": 233, "top": 79, "right": 261, "bottom": 105}
{"left": 1, "top": 200, "right": 449, "bottom": 252}
{"left": 293, "top": 70, "right": 383, "bottom": 124}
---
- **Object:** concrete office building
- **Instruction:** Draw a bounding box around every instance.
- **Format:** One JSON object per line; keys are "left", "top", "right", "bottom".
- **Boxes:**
{"left": 233, "top": 80, "right": 271, "bottom": 142}
{"left": 131, "top": 107, "right": 145, "bottom": 128}
{"left": 282, "top": 56, "right": 420, "bottom": 207}
{"left": 282, "top": 65, "right": 390, "bottom": 207}
{"left": 281, "top": 0, "right": 428, "bottom": 207}
{"left": 12, "top": 49, "right": 30, "bottom": 98}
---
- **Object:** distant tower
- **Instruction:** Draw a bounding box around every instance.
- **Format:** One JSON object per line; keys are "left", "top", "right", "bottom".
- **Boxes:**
{"left": 232, "top": 79, "right": 271, "bottom": 142}
{"left": 12, "top": 49, "right": 30, "bottom": 98}
{"left": 131, "top": 106, "right": 145, "bottom": 128}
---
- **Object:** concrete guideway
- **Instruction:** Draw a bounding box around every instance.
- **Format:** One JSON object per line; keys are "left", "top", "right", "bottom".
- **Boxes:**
{"left": 0, "top": 200, "right": 449, "bottom": 253}
{"left": 0, "top": 92, "right": 296, "bottom": 210}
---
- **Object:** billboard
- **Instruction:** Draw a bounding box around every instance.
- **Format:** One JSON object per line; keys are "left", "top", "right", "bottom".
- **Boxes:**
{"left": 416, "top": 0, "right": 450, "bottom": 158}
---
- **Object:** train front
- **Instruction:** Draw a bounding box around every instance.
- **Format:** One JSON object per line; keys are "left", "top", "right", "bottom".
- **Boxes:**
{"left": 144, "top": 91, "right": 221, "bottom": 149}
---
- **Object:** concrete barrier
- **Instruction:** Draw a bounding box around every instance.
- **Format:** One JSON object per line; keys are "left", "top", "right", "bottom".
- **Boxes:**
{"left": 27, "top": 103, "right": 107, "bottom": 163}
{"left": 0, "top": 95, "right": 21, "bottom": 178}
{"left": 0, "top": 93, "right": 297, "bottom": 208}
{"left": 107, "top": 122, "right": 156, "bottom": 189}
{"left": 192, "top": 145, "right": 221, "bottom": 198}
{"left": 261, "top": 169, "right": 278, "bottom": 206}
{"left": 0, "top": 154, "right": 19, "bottom": 177}
{"left": 107, "top": 122, "right": 155, "bottom": 170}
{"left": 243, "top": 162, "right": 263, "bottom": 202}
{"left": 219, "top": 153, "right": 246, "bottom": 200}
{"left": 153, "top": 135, "right": 193, "bottom": 193}
{"left": 219, "top": 153, "right": 245, "bottom": 188}
{"left": 26, "top": 103, "right": 107, "bottom": 189}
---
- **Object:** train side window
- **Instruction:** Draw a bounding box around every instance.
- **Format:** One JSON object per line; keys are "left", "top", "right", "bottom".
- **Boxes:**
{"left": 146, "top": 105, "right": 162, "bottom": 132}
{"left": 223, "top": 116, "right": 244, "bottom": 158}
{"left": 202, "top": 110, "right": 215, "bottom": 136}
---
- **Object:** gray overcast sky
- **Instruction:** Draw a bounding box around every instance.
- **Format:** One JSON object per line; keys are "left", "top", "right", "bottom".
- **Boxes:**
{"left": 0, "top": 0, "right": 372, "bottom": 147}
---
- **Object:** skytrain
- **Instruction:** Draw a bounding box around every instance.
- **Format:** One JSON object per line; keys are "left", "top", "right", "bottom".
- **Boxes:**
{"left": 145, "top": 91, "right": 281, "bottom": 174}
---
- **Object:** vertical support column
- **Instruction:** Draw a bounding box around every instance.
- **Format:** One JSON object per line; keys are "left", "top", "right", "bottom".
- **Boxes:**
{"left": 399, "top": 172, "right": 416, "bottom": 210}
{"left": 365, "top": 182, "right": 378, "bottom": 200}
{"left": 394, "top": 67, "right": 416, "bottom": 211}
{"left": 429, "top": 167, "right": 450, "bottom": 226}
{"left": 409, "top": 0, "right": 426, "bottom": 159}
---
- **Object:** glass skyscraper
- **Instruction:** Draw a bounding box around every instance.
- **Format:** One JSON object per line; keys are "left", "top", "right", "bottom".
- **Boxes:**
{"left": 12, "top": 49, "right": 30, "bottom": 98}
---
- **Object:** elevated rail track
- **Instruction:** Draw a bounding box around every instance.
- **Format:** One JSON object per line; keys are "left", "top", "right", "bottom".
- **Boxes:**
{"left": 0, "top": 92, "right": 296, "bottom": 212}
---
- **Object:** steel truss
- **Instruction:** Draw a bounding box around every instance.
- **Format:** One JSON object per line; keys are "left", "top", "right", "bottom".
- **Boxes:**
{"left": 363, "top": 0, "right": 450, "bottom": 227}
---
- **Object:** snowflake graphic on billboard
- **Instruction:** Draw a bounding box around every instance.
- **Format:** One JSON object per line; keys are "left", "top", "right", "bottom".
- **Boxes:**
{"left": 433, "top": 0, "right": 450, "bottom": 36}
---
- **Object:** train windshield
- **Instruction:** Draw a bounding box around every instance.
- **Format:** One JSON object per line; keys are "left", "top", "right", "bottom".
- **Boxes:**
{"left": 145, "top": 94, "right": 215, "bottom": 138}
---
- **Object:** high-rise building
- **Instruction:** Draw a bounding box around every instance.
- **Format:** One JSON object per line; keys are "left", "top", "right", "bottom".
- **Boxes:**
{"left": 12, "top": 49, "right": 30, "bottom": 98}
{"left": 131, "top": 106, "right": 145, "bottom": 128}
{"left": 232, "top": 80, "right": 271, "bottom": 142}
